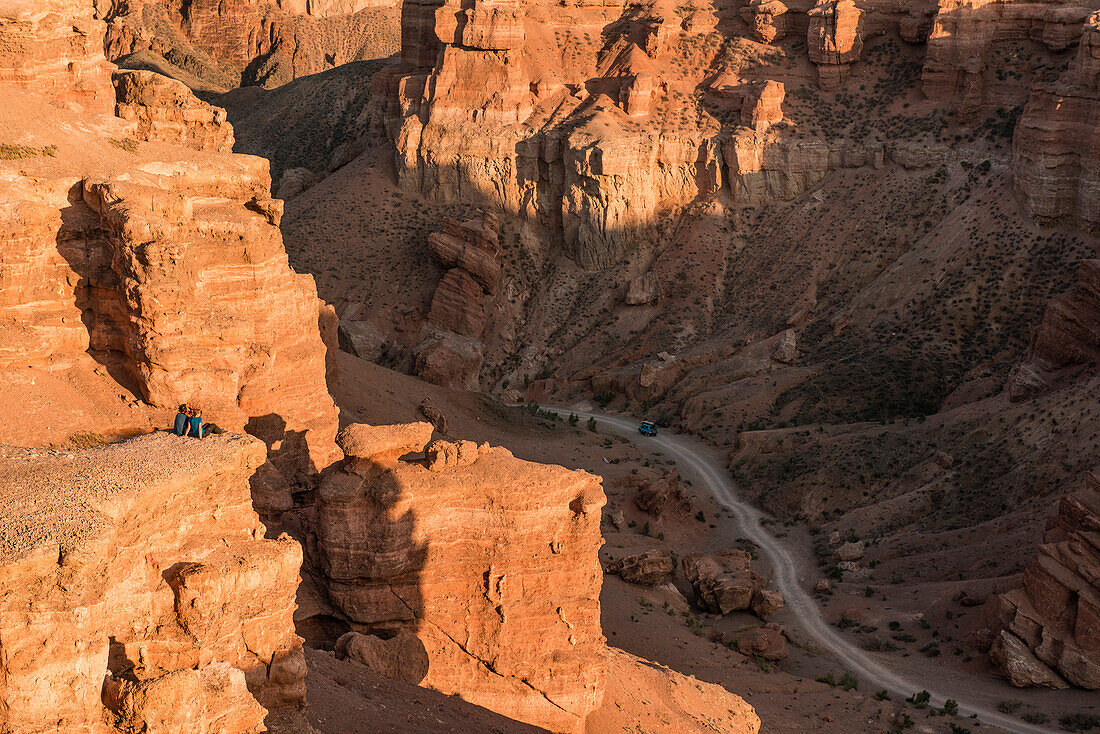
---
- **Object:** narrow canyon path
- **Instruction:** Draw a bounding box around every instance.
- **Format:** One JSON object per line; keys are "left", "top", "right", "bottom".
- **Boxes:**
{"left": 543, "top": 407, "right": 1060, "bottom": 734}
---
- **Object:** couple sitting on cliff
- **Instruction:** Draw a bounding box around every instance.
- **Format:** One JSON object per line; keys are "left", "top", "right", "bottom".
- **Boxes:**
{"left": 173, "top": 404, "right": 221, "bottom": 439}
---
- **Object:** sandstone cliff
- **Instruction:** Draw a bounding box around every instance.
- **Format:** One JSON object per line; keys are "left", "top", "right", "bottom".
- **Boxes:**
{"left": 100, "top": 0, "right": 401, "bottom": 90}
{"left": 311, "top": 422, "right": 607, "bottom": 732}
{"left": 1013, "top": 10, "right": 1100, "bottom": 232}
{"left": 991, "top": 469, "right": 1100, "bottom": 689}
{"left": 0, "top": 0, "right": 339, "bottom": 511}
{"left": 0, "top": 432, "right": 305, "bottom": 732}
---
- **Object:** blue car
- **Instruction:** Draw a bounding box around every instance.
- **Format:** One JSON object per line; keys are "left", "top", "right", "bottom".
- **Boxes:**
{"left": 639, "top": 421, "right": 657, "bottom": 436}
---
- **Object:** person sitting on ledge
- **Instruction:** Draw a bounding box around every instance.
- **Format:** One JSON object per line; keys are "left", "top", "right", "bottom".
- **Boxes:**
{"left": 174, "top": 404, "right": 190, "bottom": 437}
{"left": 187, "top": 405, "right": 204, "bottom": 439}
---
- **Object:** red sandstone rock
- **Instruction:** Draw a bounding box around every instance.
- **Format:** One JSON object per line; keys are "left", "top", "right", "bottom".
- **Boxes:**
{"left": 1014, "top": 13, "right": 1100, "bottom": 231}
{"left": 113, "top": 69, "right": 234, "bottom": 152}
{"left": 313, "top": 423, "right": 607, "bottom": 732}
{"left": 736, "top": 623, "right": 790, "bottom": 661}
{"left": 682, "top": 549, "right": 766, "bottom": 615}
{"left": 808, "top": 0, "right": 863, "bottom": 90}
{"left": 1034, "top": 255, "right": 1100, "bottom": 365}
{"left": 741, "top": 80, "right": 785, "bottom": 132}
{"left": 742, "top": 0, "right": 792, "bottom": 43}
{"left": 0, "top": 0, "right": 115, "bottom": 113}
{"left": 992, "top": 470, "right": 1100, "bottom": 689}
{"left": 0, "top": 433, "right": 305, "bottom": 731}
{"left": 751, "top": 588, "right": 786, "bottom": 618}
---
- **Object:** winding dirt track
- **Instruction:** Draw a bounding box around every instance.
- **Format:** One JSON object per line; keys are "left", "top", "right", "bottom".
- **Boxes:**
{"left": 545, "top": 407, "right": 1059, "bottom": 734}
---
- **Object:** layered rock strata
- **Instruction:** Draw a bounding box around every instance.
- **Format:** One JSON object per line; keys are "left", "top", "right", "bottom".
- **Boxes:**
{"left": 991, "top": 469, "right": 1100, "bottom": 689}
{"left": 0, "top": 433, "right": 306, "bottom": 732}
{"left": 113, "top": 69, "right": 234, "bottom": 152}
{"left": 312, "top": 422, "right": 607, "bottom": 732}
{"left": 0, "top": 1, "right": 339, "bottom": 509}
{"left": 0, "top": 0, "right": 116, "bottom": 113}
{"left": 923, "top": 0, "right": 1100, "bottom": 116}
{"left": 100, "top": 0, "right": 399, "bottom": 89}
{"left": 1013, "top": 11, "right": 1100, "bottom": 231}
{"left": 413, "top": 211, "right": 502, "bottom": 389}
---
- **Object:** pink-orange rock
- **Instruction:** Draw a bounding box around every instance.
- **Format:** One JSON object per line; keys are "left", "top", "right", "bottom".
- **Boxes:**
{"left": 1014, "top": 12, "right": 1100, "bottom": 232}
{"left": 0, "top": 0, "right": 116, "bottom": 113}
{"left": 808, "top": 0, "right": 863, "bottom": 91}
{"left": 992, "top": 470, "right": 1100, "bottom": 689}
{"left": 313, "top": 423, "right": 607, "bottom": 732}
{"left": 741, "top": 0, "right": 792, "bottom": 43}
{"left": 741, "top": 80, "right": 785, "bottom": 132}
{"left": 336, "top": 421, "right": 434, "bottom": 464}
{"left": 0, "top": 26, "right": 340, "bottom": 510}
{"left": 0, "top": 433, "right": 305, "bottom": 732}
{"left": 113, "top": 69, "right": 234, "bottom": 152}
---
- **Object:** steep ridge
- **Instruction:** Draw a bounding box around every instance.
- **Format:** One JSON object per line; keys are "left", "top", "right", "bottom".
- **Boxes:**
{"left": 1013, "top": 10, "right": 1100, "bottom": 233}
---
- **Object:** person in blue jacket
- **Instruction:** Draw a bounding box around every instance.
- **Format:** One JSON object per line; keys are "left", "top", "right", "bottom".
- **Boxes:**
{"left": 187, "top": 406, "right": 205, "bottom": 439}
{"left": 174, "top": 404, "right": 190, "bottom": 436}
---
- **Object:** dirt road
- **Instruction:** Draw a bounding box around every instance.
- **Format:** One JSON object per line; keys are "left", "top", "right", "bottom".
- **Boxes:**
{"left": 546, "top": 407, "right": 1059, "bottom": 734}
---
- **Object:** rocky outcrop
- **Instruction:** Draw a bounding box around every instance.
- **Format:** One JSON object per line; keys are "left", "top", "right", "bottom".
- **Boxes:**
{"left": 426, "top": 211, "right": 501, "bottom": 336}
{"left": 1006, "top": 259, "right": 1100, "bottom": 399}
{"left": 0, "top": 38, "right": 340, "bottom": 512}
{"left": 101, "top": 0, "right": 399, "bottom": 89}
{"left": 1030, "top": 259, "right": 1100, "bottom": 369}
{"left": 312, "top": 422, "right": 607, "bottom": 732}
{"left": 991, "top": 470, "right": 1100, "bottom": 689}
{"left": 113, "top": 69, "right": 234, "bottom": 152}
{"left": 923, "top": 0, "right": 1098, "bottom": 116}
{"left": 606, "top": 549, "right": 675, "bottom": 586}
{"left": 413, "top": 211, "right": 502, "bottom": 389}
{"left": 1013, "top": 11, "right": 1100, "bottom": 232}
{"left": 682, "top": 549, "right": 766, "bottom": 615}
{"left": 0, "top": 433, "right": 306, "bottom": 732}
{"left": 736, "top": 623, "right": 790, "bottom": 661}
{"left": 0, "top": 0, "right": 116, "bottom": 114}
{"left": 635, "top": 469, "right": 693, "bottom": 517}
{"left": 742, "top": 0, "right": 792, "bottom": 43}
{"left": 808, "top": 0, "right": 863, "bottom": 90}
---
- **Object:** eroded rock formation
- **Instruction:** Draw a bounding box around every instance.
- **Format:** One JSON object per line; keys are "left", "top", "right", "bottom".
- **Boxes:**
{"left": 991, "top": 469, "right": 1100, "bottom": 689}
{"left": 0, "top": 433, "right": 305, "bottom": 732}
{"left": 0, "top": 2, "right": 339, "bottom": 509}
{"left": 682, "top": 549, "right": 766, "bottom": 615}
{"left": 100, "top": 0, "right": 400, "bottom": 89}
{"left": 1013, "top": 11, "right": 1100, "bottom": 232}
{"left": 311, "top": 422, "right": 607, "bottom": 732}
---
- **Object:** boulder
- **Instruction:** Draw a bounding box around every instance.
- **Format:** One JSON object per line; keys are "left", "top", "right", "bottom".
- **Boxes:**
{"left": 682, "top": 550, "right": 765, "bottom": 614}
{"left": 736, "top": 624, "right": 790, "bottom": 661}
{"left": 606, "top": 549, "right": 675, "bottom": 586}
{"left": 834, "top": 541, "right": 865, "bottom": 562}
{"left": 771, "top": 329, "right": 798, "bottom": 364}
{"left": 635, "top": 469, "right": 692, "bottom": 517}
{"left": 335, "top": 630, "right": 430, "bottom": 684}
{"left": 418, "top": 397, "right": 450, "bottom": 433}
{"left": 751, "top": 589, "right": 785, "bottom": 618}
{"left": 990, "top": 631, "right": 1070, "bottom": 689}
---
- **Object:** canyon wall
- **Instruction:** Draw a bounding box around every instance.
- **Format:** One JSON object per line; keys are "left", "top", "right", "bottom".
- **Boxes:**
{"left": 1013, "top": 10, "right": 1100, "bottom": 232}
{"left": 311, "top": 423, "right": 607, "bottom": 732}
{"left": 0, "top": 433, "right": 305, "bottom": 732}
{"left": 991, "top": 469, "right": 1100, "bottom": 689}
{"left": 100, "top": 0, "right": 400, "bottom": 89}
{"left": 0, "top": 0, "right": 339, "bottom": 508}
